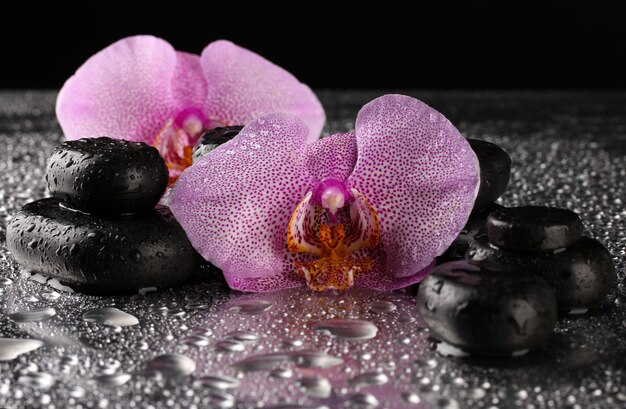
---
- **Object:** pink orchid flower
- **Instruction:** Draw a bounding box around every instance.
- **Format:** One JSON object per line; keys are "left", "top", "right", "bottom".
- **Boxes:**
{"left": 56, "top": 35, "right": 325, "bottom": 184}
{"left": 170, "top": 95, "right": 480, "bottom": 292}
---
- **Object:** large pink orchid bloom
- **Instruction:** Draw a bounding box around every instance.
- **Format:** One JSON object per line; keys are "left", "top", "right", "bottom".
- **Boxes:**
{"left": 170, "top": 95, "right": 480, "bottom": 292}
{"left": 56, "top": 35, "right": 325, "bottom": 183}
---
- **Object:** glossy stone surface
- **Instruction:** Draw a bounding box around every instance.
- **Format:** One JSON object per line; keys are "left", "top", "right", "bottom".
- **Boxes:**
{"left": 0, "top": 91, "right": 625, "bottom": 408}
{"left": 417, "top": 261, "right": 558, "bottom": 355}
{"left": 46, "top": 137, "right": 168, "bottom": 215}
{"left": 6, "top": 198, "right": 199, "bottom": 294}
{"left": 467, "top": 236, "right": 616, "bottom": 310}
{"left": 487, "top": 206, "right": 584, "bottom": 252}
{"left": 468, "top": 139, "right": 511, "bottom": 211}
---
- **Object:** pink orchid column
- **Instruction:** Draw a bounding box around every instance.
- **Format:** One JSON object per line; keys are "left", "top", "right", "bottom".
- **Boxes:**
{"left": 56, "top": 35, "right": 325, "bottom": 183}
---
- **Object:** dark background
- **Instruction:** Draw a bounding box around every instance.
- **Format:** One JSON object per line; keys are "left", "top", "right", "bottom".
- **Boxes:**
{"left": 2, "top": 1, "right": 625, "bottom": 90}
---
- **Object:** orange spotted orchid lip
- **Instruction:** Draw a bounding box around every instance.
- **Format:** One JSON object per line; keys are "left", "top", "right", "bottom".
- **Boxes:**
{"left": 169, "top": 95, "right": 481, "bottom": 293}
{"left": 55, "top": 35, "right": 325, "bottom": 185}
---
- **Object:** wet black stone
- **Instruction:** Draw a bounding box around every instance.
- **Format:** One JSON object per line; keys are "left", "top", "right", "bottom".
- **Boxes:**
{"left": 46, "top": 137, "right": 168, "bottom": 215}
{"left": 468, "top": 139, "right": 511, "bottom": 211}
{"left": 466, "top": 236, "right": 616, "bottom": 310}
{"left": 417, "top": 260, "right": 558, "bottom": 356}
{"left": 487, "top": 206, "right": 584, "bottom": 252}
{"left": 6, "top": 198, "right": 200, "bottom": 294}
{"left": 438, "top": 203, "right": 503, "bottom": 263}
{"left": 192, "top": 126, "right": 244, "bottom": 163}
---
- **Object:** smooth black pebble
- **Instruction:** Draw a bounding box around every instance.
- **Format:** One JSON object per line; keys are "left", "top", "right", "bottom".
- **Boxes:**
{"left": 47, "top": 137, "right": 168, "bottom": 215}
{"left": 192, "top": 126, "right": 243, "bottom": 163}
{"left": 438, "top": 203, "right": 503, "bottom": 263}
{"left": 487, "top": 206, "right": 584, "bottom": 252}
{"left": 468, "top": 139, "right": 511, "bottom": 211}
{"left": 6, "top": 198, "right": 200, "bottom": 294}
{"left": 417, "top": 260, "right": 557, "bottom": 356}
{"left": 466, "top": 236, "right": 616, "bottom": 310}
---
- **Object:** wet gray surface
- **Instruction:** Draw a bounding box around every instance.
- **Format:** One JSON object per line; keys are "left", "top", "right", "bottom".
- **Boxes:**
{"left": 1, "top": 91, "right": 625, "bottom": 408}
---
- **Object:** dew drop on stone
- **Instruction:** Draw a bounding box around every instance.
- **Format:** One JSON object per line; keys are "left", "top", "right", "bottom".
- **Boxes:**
{"left": 369, "top": 300, "right": 397, "bottom": 313}
{"left": 226, "top": 330, "right": 259, "bottom": 342}
{"left": 347, "top": 391, "right": 379, "bottom": 408}
{"left": 0, "top": 277, "right": 13, "bottom": 286}
{"left": 0, "top": 338, "right": 44, "bottom": 361}
{"left": 9, "top": 307, "right": 56, "bottom": 323}
{"left": 41, "top": 290, "right": 61, "bottom": 301}
{"left": 181, "top": 335, "right": 209, "bottom": 347}
{"left": 313, "top": 319, "right": 378, "bottom": 340}
{"left": 83, "top": 307, "right": 139, "bottom": 327}
{"left": 17, "top": 372, "right": 55, "bottom": 389}
{"left": 433, "top": 397, "right": 460, "bottom": 409}
{"left": 68, "top": 386, "right": 86, "bottom": 398}
{"left": 208, "top": 391, "right": 236, "bottom": 408}
{"left": 298, "top": 376, "right": 332, "bottom": 398}
{"left": 91, "top": 373, "right": 132, "bottom": 387}
{"left": 401, "top": 392, "right": 421, "bottom": 404}
{"left": 348, "top": 372, "right": 389, "bottom": 387}
{"left": 269, "top": 367, "right": 294, "bottom": 379}
{"left": 229, "top": 300, "right": 272, "bottom": 315}
{"left": 195, "top": 375, "right": 240, "bottom": 390}
{"left": 146, "top": 354, "right": 196, "bottom": 378}
{"left": 216, "top": 339, "right": 246, "bottom": 352}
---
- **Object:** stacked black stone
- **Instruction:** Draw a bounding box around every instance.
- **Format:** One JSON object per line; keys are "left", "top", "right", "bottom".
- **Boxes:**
{"left": 7, "top": 137, "right": 200, "bottom": 294}
{"left": 466, "top": 206, "right": 616, "bottom": 313}
{"left": 439, "top": 139, "right": 511, "bottom": 262}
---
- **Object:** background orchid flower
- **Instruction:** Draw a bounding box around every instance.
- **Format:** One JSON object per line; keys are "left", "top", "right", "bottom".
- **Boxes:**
{"left": 170, "top": 95, "right": 480, "bottom": 292}
{"left": 56, "top": 35, "right": 325, "bottom": 183}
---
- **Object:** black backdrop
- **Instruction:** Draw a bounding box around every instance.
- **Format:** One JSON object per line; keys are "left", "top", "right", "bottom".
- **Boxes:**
{"left": 2, "top": 1, "right": 625, "bottom": 89}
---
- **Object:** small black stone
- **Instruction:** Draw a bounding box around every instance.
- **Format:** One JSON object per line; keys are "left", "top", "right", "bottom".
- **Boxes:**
{"left": 6, "top": 198, "right": 200, "bottom": 294}
{"left": 487, "top": 206, "right": 584, "bottom": 252}
{"left": 438, "top": 203, "right": 503, "bottom": 263}
{"left": 46, "top": 137, "right": 168, "bottom": 215}
{"left": 417, "top": 260, "right": 557, "bottom": 356}
{"left": 466, "top": 236, "right": 616, "bottom": 310}
{"left": 468, "top": 139, "right": 511, "bottom": 212}
{"left": 192, "top": 126, "right": 244, "bottom": 163}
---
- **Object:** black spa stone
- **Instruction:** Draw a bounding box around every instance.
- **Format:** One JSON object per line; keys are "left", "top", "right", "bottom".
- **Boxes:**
{"left": 192, "top": 126, "right": 244, "bottom": 163}
{"left": 466, "top": 236, "right": 616, "bottom": 310}
{"left": 46, "top": 137, "right": 168, "bottom": 215}
{"left": 417, "top": 260, "right": 557, "bottom": 356}
{"left": 6, "top": 198, "right": 200, "bottom": 294}
{"left": 487, "top": 206, "right": 584, "bottom": 252}
{"left": 468, "top": 139, "right": 511, "bottom": 211}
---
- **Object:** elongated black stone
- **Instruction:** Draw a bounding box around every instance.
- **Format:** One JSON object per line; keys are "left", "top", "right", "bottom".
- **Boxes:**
{"left": 6, "top": 198, "right": 200, "bottom": 294}
{"left": 468, "top": 139, "right": 511, "bottom": 212}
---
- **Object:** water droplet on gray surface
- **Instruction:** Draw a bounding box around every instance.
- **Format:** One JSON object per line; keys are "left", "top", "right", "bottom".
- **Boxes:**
{"left": 196, "top": 375, "right": 240, "bottom": 390}
{"left": 0, "top": 338, "right": 44, "bottom": 361}
{"left": 208, "top": 390, "right": 236, "bottom": 408}
{"left": 91, "top": 373, "right": 131, "bottom": 387}
{"left": 41, "top": 290, "right": 61, "bottom": 301}
{"left": 269, "top": 367, "right": 293, "bottom": 379}
{"left": 9, "top": 307, "right": 56, "bottom": 323}
{"left": 401, "top": 392, "right": 421, "bottom": 404}
{"left": 281, "top": 338, "right": 303, "bottom": 348}
{"left": 433, "top": 397, "right": 460, "bottom": 409}
{"left": 369, "top": 300, "right": 397, "bottom": 313}
{"left": 216, "top": 339, "right": 246, "bottom": 352}
{"left": 146, "top": 354, "right": 196, "bottom": 378}
{"left": 229, "top": 299, "right": 272, "bottom": 314}
{"left": 348, "top": 372, "right": 389, "bottom": 387}
{"left": 298, "top": 376, "right": 332, "bottom": 398}
{"left": 226, "top": 330, "right": 259, "bottom": 342}
{"left": 83, "top": 307, "right": 139, "bottom": 327}
{"left": 313, "top": 319, "right": 378, "bottom": 340}
{"left": 0, "top": 277, "right": 12, "bottom": 286}
{"left": 346, "top": 391, "right": 379, "bottom": 408}
{"left": 233, "top": 351, "right": 342, "bottom": 372}
{"left": 182, "top": 335, "right": 209, "bottom": 347}
{"left": 68, "top": 386, "right": 86, "bottom": 398}
{"left": 18, "top": 372, "right": 55, "bottom": 389}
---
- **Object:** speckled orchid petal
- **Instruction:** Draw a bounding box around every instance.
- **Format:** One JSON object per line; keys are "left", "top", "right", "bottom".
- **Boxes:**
{"left": 56, "top": 35, "right": 207, "bottom": 144}
{"left": 348, "top": 94, "right": 480, "bottom": 280}
{"left": 304, "top": 132, "right": 357, "bottom": 181}
{"left": 169, "top": 113, "right": 314, "bottom": 292}
{"left": 201, "top": 40, "right": 325, "bottom": 142}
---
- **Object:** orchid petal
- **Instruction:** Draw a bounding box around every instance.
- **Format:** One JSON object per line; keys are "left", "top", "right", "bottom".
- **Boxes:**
{"left": 348, "top": 94, "right": 480, "bottom": 279}
{"left": 169, "top": 113, "right": 314, "bottom": 292}
{"left": 56, "top": 36, "right": 207, "bottom": 144}
{"left": 200, "top": 40, "right": 325, "bottom": 142}
{"left": 304, "top": 132, "right": 357, "bottom": 181}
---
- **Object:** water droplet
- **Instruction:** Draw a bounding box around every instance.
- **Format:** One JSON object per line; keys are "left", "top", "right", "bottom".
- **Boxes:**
{"left": 9, "top": 307, "right": 56, "bottom": 323}
{"left": 18, "top": 372, "right": 55, "bottom": 389}
{"left": 348, "top": 372, "right": 389, "bottom": 387}
{"left": 369, "top": 300, "right": 396, "bottom": 313}
{"left": 69, "top": 386, "right": 86, "bottom": 398}
{"left": 269, "top": 367, "right": 293, "bottom": 379}
{"left": 182, "top": 335, "right": 209, "bottom": 347}
{"left": 313, "top": 319, "right": 378, "bottom": 340}
{"left": 91, "top": 373, "right": 131, "bottom": 387}
{"left": 146, "top": 354, "right": 196, "bottom": 378}
{"left": 225, "top": 330, "right": 259, "bottom": 342}
{"left": 129, "top": 249, "right": 142, "bottom": 262}
{"left": 298, "top": 376, "right": 332, "bottom": 398}
{"left": 433, "top": 397, "right": 460, "bottom": 409}
{"left": 0, "top": 277, "right": 13, "bottom": 286}
{"left": 196, "top": 375, "right": 240, "bottom": 390}
{"left": 83, "top": 307, "right": 139, "bottom": 327}
{"left": 347, "top": 391, "right": 379, "bottom": 408}
{"left": 216, "top": 339, "right": 245, "bottom": 352}
{"left": 401, "top": 392, "right": 421, "bottom": 404}
{"left": 0, "top": 338, "right": 44, "bottom": 361}
{"left": 208, "top": 391, "right": 236, "bottom": 408}
{"left": 281, "top": 338, "right": 303, "bottom": 349}
{"left": 229, "top": 299, "right": 272, "bottom": 315}
{"left": 41, "top": 291, "right": 61, "bottom": 301}
{"left": 233, "top": 351, "right": 342, "bottom": 372}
